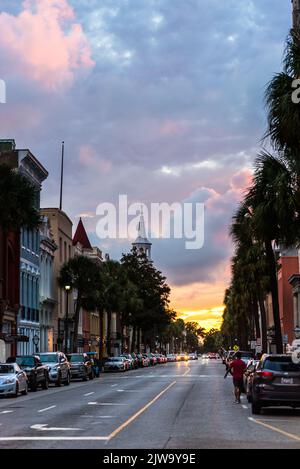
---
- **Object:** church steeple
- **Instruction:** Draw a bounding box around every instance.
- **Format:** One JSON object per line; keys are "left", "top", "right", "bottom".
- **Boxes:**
{"left": 132, "top": 208, "right": 152, "bottom": 259}
{"left": 292, "top": 0, "right": 300, "bottom": 30}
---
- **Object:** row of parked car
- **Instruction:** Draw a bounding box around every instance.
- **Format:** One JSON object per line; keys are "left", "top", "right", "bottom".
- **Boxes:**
{"left": 222, "top": 349, "right": 300, "bottom": 415}
{"left": 103, "top": 352, "right": 168, "bottom": 372}
{"left": 0, "top": 352, "right": 99, "bottom": 397}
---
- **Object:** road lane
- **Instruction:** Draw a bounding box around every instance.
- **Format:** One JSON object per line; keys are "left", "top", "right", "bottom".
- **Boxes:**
{"left": 1, "top": 359, "right": 300, "bottom": 448}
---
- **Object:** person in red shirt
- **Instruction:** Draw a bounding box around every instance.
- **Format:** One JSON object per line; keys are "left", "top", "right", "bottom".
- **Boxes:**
{"left": 224, "top": 352, "right": 246, "bottom": 404}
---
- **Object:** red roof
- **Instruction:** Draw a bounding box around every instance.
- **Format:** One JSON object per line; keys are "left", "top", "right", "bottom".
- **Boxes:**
{"left": 73, "top": 218, "right": 92, "bottom": 250}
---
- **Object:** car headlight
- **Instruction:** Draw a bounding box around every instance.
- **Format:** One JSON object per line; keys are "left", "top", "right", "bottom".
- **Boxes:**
{"left": 4, "top": 379, "right": 14, "bottom": 384}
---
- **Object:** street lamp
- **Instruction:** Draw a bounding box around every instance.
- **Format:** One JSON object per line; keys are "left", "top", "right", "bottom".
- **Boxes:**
{"left": 32, "top": 334, "right": 40, "bottom": 353}
{"left": 64, "top": 285, "right": 71, "bottom": 354}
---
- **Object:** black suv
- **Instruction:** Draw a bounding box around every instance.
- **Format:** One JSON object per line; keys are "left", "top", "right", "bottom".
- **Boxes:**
{"left": 251, "top": 354, "right": 300, "bottom": 414}
{"left": 67, "top": 353, "right": 94, "bottom": 381}
{"left": 7, "top": 355, "right": 49, "bottom": 391}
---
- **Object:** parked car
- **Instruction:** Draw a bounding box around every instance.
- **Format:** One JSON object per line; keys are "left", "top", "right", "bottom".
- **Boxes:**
{"left": 232, "top": 351, "right": 254, "bottom": 366}
{"left": 38, "top": 352, "right": 71, "bottom": 386}
{"left": 142, "top": 354, "right": 151, "bottom": 367}
{"left": 208, "top": 353, "right": 217, "bottom": 359}
{"left": 244, "top": 359, "right": 259, "bottom": 403}
{"left": 188, "top": 353, "right": 198, "bottom": 360}
{"left": 251, "top": 354, "right": 300, "bottom": 414}
{"left": 120, "top": 354, "right": 135, "bottom": 369}
{"left": 104, "top": 357, "right": 127, "bottom": 372}
{"left": 7, "top": 355, "right": 49, "bottom": 391}
{"left": 147, "top": 353, "right": 157, "bottom": 366}
{"left": 67, "top": 353, "right": 94, "bottom": 381}
{"left": 130, "top": 352, "right": 140, "bottom": 369}
{"left": 136, "top": 353, "right": 145, "bottom": 367}
{"left": 0, "top": 363, "right": 28, "bottom": 397}
{"left": 167, "top": 354, "right": 176, "bottom": 362}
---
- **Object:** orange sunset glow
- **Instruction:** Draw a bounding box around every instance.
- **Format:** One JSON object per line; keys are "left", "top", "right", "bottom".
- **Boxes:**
{"left": 170, "top": 279, "right": 227, "bottom": 331}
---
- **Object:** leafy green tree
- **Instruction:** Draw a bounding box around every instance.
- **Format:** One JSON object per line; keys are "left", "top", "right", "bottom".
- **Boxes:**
{"left": 58, "top": 256, "right": 101, "bottom": 353}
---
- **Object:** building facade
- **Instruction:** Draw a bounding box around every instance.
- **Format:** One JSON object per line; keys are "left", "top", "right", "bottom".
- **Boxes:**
{"left": 40, "top": 208, "right": 73, "bottom": 351}
{"left": 39, "top": 216, "right": 57, "bottom": 352}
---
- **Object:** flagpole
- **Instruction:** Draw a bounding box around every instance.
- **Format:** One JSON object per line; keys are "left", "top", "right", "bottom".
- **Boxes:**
{"left": 59, "top": 141, "right": 64, "bottom": 211}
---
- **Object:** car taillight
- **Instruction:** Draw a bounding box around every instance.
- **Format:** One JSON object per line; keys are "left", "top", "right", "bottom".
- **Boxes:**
{"left": 257, "top": 371, "right": 273, "bottom": 378}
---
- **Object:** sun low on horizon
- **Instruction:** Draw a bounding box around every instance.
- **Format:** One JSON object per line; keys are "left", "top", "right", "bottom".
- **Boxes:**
{"left": 177, "top": 306, "right": 224, "bottom": 331}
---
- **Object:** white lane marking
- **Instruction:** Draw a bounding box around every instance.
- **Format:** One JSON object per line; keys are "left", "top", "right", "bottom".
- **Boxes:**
{"left": 117, "top": 390, "right": 124, "bottom": 392}
{"left": 38, "top": 405, "right": 56, "bottom": 413}
{"left": 242, "top": 405, "right": 248, "bottom": 410}
{"left": 88, "top": 402, "right": 127, "bottom": 406}
{"left": 248, "top": 417, "right": 300, "bottom": 442}
{"left": 111, "top": 384, "right": 117, "bottom": 387}
{"left": 0, "top": 410, "right": 14, "bottom": 414}
{"left": 31, "top": 424, "right": 82, "bottom": 432}
{"left": 84, "top": 392, "right": 95, "bottom": 397}
{"left": 0, "top": 437, "right": 109, "bottom": 441}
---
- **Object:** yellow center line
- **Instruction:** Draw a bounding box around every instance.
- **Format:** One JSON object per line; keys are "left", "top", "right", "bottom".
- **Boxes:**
{"left": 248, "top": 417, "right": 300, "bottom": 442}
{"left": 107, "top": 380, "right": 177, "bottom": 441}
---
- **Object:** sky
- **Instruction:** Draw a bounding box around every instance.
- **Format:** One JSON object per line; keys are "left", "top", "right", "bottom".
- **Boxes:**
{"left": 0, "top": 0, "right": 292, "bottom": 330}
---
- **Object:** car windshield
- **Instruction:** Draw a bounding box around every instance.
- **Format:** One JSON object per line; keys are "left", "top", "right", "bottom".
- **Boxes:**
{"left": 264, "top": 358, "right": 300, "bottom": 372}
{"left": 67, "top": 355, "right": 84, "bottom": 362}
{"left": 0, "top": 365, "right": 14, "bottom": 374}
{"left": 39, "top": 354, "right": 58, "bottom": 363}
{"left": 16, "top": 357, "right": 35, "bottom": 367}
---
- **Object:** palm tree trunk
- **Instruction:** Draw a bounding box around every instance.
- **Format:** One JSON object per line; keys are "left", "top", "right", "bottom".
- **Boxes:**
{"left": 98, "top": 308, "right": 104, "bottom": 359}
{"left": 131, "top": 324, "right": 136, "bottom": 352}
{"left": 72, "top": 294, "right": 81, "bottom": 353}
{"left": 265, "top": 239, "right": 283, "bottom": 353}
{"left": 106, "top": 310, "right": 111, "bottom": 356}
{"left": 256, "top": 284, "right": 268, "bottom": 353}
{"left": 120, "top": 313, "right": 124, "bottom": 354}
{"left": 252, "top": 295, "right": 261, "bottom": 340}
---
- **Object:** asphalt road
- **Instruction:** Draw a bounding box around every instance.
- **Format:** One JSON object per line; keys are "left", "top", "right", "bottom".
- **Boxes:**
{"left": 1, "top": 359, "right": 300, "bottom": 449}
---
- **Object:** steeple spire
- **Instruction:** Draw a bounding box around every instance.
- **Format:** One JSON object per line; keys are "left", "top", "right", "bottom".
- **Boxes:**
{"left": 132, "top": 208, "right": 152, "bottom": 260}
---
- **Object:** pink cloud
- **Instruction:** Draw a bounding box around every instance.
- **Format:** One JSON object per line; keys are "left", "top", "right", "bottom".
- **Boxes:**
{"left": 0, "top": 0, "right": 94, "bottom": 89}
{"left": 79, "top": 145, "right": 112, "bottom": 174}
{"left": 160, "top": 120, "right": 186, "bottom": 137}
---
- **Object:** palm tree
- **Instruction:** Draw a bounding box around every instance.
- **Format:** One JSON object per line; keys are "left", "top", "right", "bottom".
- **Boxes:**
{"left": 230, "top": 203, "right": 269, "bottom": 352}
{"left": 0, "top": 164, "right": 40, "bottom": 332}
{"left": 58, "top": 256, "right": 101, "bottom": 353}
{"left": 245, "top": 152, "right": 300, "bottom": 353}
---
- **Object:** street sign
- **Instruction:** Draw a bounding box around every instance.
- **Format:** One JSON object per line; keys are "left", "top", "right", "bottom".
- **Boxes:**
{"left": 250, "top": 341, "right": 256, "bottom": 350}
{"left": 233, "top": 345, "right": 239, "bottom": 352}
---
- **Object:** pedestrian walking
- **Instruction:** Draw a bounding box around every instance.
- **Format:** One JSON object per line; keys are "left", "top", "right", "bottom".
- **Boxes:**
{"left": 224, "top": 352, "right": 246, "bottom": 404}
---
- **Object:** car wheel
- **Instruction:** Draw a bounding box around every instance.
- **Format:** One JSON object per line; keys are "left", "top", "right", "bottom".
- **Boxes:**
{"left": 13, "top": 383, "right": 19, "bottom": 398}
{"left": 21, "top": 383, "right": 28, "bottom": 396}
{"left": 64, "top": 372, "right": 70, "bottom": 386}
{"left": 82, "top": 373, "right": 88, "bottom": 382}
{"left": 55, "top": 373, "right": 62, "bottom": 387}
{"left": 247, "top": 394, "right": 252, "bottom": 403}
{"left": 89, "top": 370, "right": 94, "bottom": 380}
{"left": 251, "top": 400, "right": 261, "bottom": 415}
{"left": 42, "top": 375, "right": 49, "bottom": 390}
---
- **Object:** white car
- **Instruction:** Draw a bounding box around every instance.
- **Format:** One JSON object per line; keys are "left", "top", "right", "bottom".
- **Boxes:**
{"left": 38, "top": 352, "right": 71, "bottom": 386}
{"left": 0, "top": 363, "right": 28, "bottom": 397}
